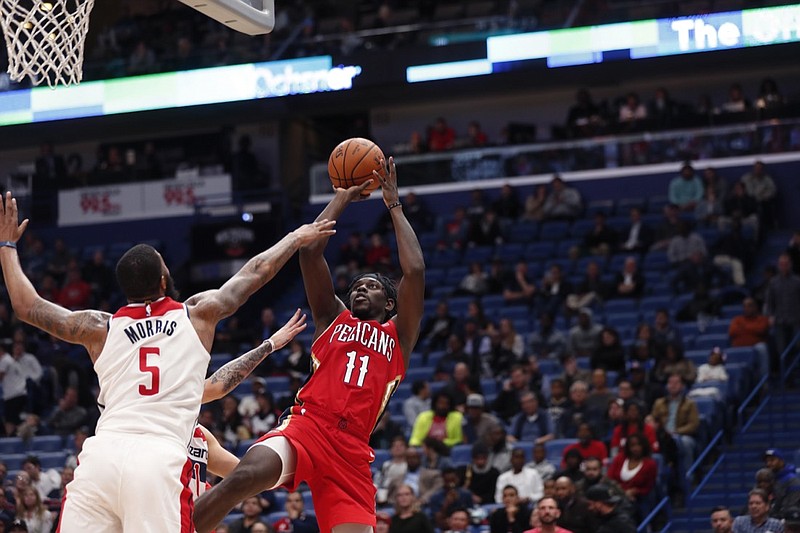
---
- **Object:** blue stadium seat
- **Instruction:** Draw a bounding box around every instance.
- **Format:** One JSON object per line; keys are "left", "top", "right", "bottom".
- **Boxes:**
{"left": 544, "top": 439, "right": 577, "bottom": 464}
{"left": 480, "top": 379, "right": 498, "bottom": 396}
{"left": 524, "top": 242, "right": 555, "bottom": 261}
{"left": 639, "top": 296, "right": 673, "bottom": 314}
{"left": 463, "top": 246, "right": 494, "bottom": 264}
{"left": 603, "top": 300, "right": 638, "bottom": 315}
{"left": 618, "top": 197, "right": 646, "bottom": 213}
{"left": 30, "top": 435, "right": 63, "bottom": 452}
{"left": 540, "top": 221, "right": 570, "bottom": 241}
{"left": 586, "top": 199, "right": 615, "bottom": 217}
{"left": 272, "top": 490, "right": 288, "bottom": 510}
{"left": 720, "top": 304, "right": 740, "bottom": 319}
{"left": 0, "top": 437, "right": 25, "bottom": 454}
{"left": 2, "top": 454, "right": 26, "bottom": 470}
{"left": 605, "top": 313, "right": 641, "bottom": 330}
{"left": 493, "top": 243, "right": 525, "bottom": 263}
{"left": 372, "top": 449, "right": 390, "bottom": 470}
{"left": 405, "top": 366, "right": 435, "bottom": 382}
{"left": 451, "top": 443, "right": 473, "bottom": 465}
{"left": 236, "top": 439, "right": 256, "bottom": 456}
{"left": 724, "top": 347, "right": 755, "bottom": 369}
{"left": 694, "top": 334, "right": 731, "bottom": 351}
{"left": 223, "top": 513, "right": 245, "bottom": 525}
{"left": 37, "top": 451, "right": 68, "bottom": 469}
{"left": 513, "top": 441, "right": 533, "bottom": 461}
{"left": 570, "top": 219, "right": 595, "bottom": 238}
{"left": 264, "top": 376, "right": 291, "bottom": 396}
{"left": 429, "top": 249, "right": 461, "bottom": 269}
{"left": 507, "top": 221, "right": 539, "bottom": 243}
{"left": 302, "top": 491, "right": 315, "bottom": 511}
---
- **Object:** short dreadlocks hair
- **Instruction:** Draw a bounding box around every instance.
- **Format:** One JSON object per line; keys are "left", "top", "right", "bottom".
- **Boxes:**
{"left": 346, "top": 272, "right": 398, "bottom": 321}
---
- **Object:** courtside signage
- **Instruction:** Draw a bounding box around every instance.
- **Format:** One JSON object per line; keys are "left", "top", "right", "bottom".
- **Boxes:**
{"left": 0, "top": 56, "right": 362, "bottom": 127}
{"left": 407, "top": 3, "right": 800, "bottom": 82}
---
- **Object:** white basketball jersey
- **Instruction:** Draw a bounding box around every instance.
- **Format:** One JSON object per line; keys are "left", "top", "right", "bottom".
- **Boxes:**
{"left": 94, "top": 297, "right": 209, "bottom": 448}
{"left": 187, "top": 424, "right": 210, "bottom": 500}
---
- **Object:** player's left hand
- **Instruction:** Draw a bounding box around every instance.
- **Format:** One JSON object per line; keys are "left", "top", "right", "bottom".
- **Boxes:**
{"left": 268, "top": 308, "right": 307, "bottom": 351}
{"left": 374, "top": 157, "right": 399, "bottom": 208}
{"left": 0, "top": 192, "right": 29, "bottom": 245}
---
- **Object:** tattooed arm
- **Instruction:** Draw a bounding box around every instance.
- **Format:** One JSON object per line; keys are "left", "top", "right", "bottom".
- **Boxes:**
{"left": 0, "top": 193, "right": 108, "bottom": 360}
{"left": 201, "top": 309, "right": 307, "bottom": 403}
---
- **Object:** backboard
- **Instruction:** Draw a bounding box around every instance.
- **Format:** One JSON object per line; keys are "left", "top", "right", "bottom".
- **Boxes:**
{"left": 178, "top": 0, "right": 275, "bottom": 35}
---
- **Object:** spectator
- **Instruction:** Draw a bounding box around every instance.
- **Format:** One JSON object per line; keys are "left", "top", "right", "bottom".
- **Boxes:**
{"left": 576, "top": 456, "right": 627, "bottom": 501}
{"left": 435, "top": 335, "right": 471, "bottom": 381}
{"left": 754, "top": 468, "right": 783, "bottom": 519}
{"left": 420, "top": 301, "right": 457, "bottom": 353}
{"left": 46, "top": 386, "right": 87, "bottom": 436}
{"left": 558, "top": 354, "right": 591, "bottom": 391}
{"left": 586, "top": 369, "right": 617, "bottom": 417}
{"left": 21, "top": 456, "right": 59, "bottom": 507}
{"left": 463, "top": 394, "right": 502, "bottom": 446}
{"left": 732, "top": 489, "right": 783, "bottom": 533}
{"left": 503, "top": 261, "right": 537, "bottom": 307}
{"left": 610, "top": 400, "right": 659, "bottom": 457}
{"left": 386, "top": 447, "right": 442, "bottom": 506}
{"left": 764, "top": 449, "right": 800, "bottom": 515}
{"left": 784, "top": 507, "right": 800, "bottom": 533}
{"left": 494, "top": 184, "right": 522, "bottom": 222}
{"left": 468, "top": 210, "right": 504, "bottom": 247}
{"left": 696, "top": 347, "right": 729, "bottom": 384}
{"left": 650, "top": 374, "right": 700, "bottom": 477}
{"left": 0, "top": 342, "right": 29, "bottom": 437}
{"left": 648, "top": 87, "right": 678, "bottom": 128}
{"left": 651, "top": 204, "right": 683, "bottom": 251}
{"left": 710, "top": 505, "right": 734, "bottom": 533}
{"left": 713, "top": 220, "right": 753, "bottom": 287}
{"left": 409, "top": 391, "right": 463, "bottom": 448}
{"left": 430, "top": 468, "right": 474, "bottom": 530}
{"left": 546, "top": 379, "right": 570, "bottom": 439}
{"left": 652, "top": 342, "right": 697, "bottom": 386}
{"left": 56, "top": 264, "right": 91, "bottom": 311}
{"left": 495, "top": 449, "right": 544, "bottom": 504}
{"left": 487, "top": 425, "right": 514, "bottom": 473}
{"left": 542, "top": 176, "right": 583, "bottom": 221}
{"left": 508, "top": 392, "right": 555, "bottom": 445}
{"left": 613, "top": 256, "right": 647, "bottom": 299}
{"left": 438, "top": 206, "right": 470, "bottom": 250}
{"left": 523, "top": 496, "right": 569, "bottom": 533}
{"left": 740, "top": 161, "right": 778, "bottom": 229}
{"left": 720, "top": 181, "right": 759, "bottom": 236}
{"left": 461, "top": 319, "right": 492, "bottom": 374}
{"left": 523, "top": 185, "right": 548, "bottom": 222}
{"left": 561, "top": 380, "right": 596, "bottom": 440}
{"left": 721, "top": 83, "right": 751, "bottom": 113}
{"left": 582, "top": 212, "right": 618, "bottom": 257}
{"left": 443, "top": 508, "right": 471, "bottom": 533}
{"left": 618, "top": 92, "right": 648, "bottom": 125}
{"left": 389, "top": 484, "right": 435, "bottom": 533}
{"left": 756, "top": 78, "right": 784, "bottom": 111}
{"left": 619, "top": 207, "right": 653, "bottom": 254}
{"left": 566, "top": 261, "right": 608, "bottom": 314}
{"left": 539, "top": 265, "right": 571, "bottom": 317}
{"left": 279, "top": 491, "right": 319, "bottom": 533}
{"left": 562, "top": 422, "right": 607, "bottom": 466}
{"left": 568, "top": 308, "right": 602, "bottom": 358}
{"left": 591, "top": 329, "right": 626, "bottom": 373}
{"left": 459, "top": 443, "right": 500, "bottom": 505}
{"left": 529, "top": 312, "right": 567, "bottom": 361}
{"left": 466, "top": 121, "right": 489, "bottom": 148}
{"left": 364, "top": 232, "right": 391, "bottom": 271}
{"left": 652, "top": 309, "right": 682, "bottom": 354}
{"left": 606, "top": 433, "right": 658, "bottom": 520}
{"left": 554, "top": 476, "right": 596, "bottom": 533}
{"left": 667, "top": 222, "right": 708, "bottom": 266}
{"left": 442, "top": 362, "right": 481, "bottom": 409}
{"left": 765, "top": 254, "right": 800, "bottom": 359}
{"left": 494, "top": 365, "right": 532, "bottom": 423}
{"left": 567, "top": 89, "right": 603, "bottom": 138}
{"left": 16, "top": 487, "right": 53, "bottom": 533}
{"left": 583, "top": 484, "right": 637, "bottom": 533}
{"left": 457, "top": 262, "right": 488, "bottom": 297}
{"left": 695, "top": 185, "right": 723, "bottom": 227}
{"left": 668, "top": 164, "right": 704, "bottom": 212}
{"left": 675, "top": 284, "right": 720, "bottom": 324}
{"left": 490, "top": 485, "right": 532, "bottom": 533}
{"left": 371, "top": 412, "right": 405, "bottom": 451}
{"left": 527, "top": 443, "right": 557, "bottom": 482}
{"left": 703, "top": 167, "right": 729, "bottom": 202}
{"left": 428, "top": 117, "right": 456, "bottom": 152}
{"left": 403, "top": 380, "right": 430, "bottom": 428}
{"left": 81, "top": 250, "right": 114, "bottom": 305}
{"left": 375, "top": 513, "right": 391, "bottom": 533}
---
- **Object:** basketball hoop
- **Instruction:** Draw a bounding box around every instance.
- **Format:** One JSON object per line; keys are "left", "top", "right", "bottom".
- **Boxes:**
{"left": 0, "top": 0, "right": 96, "bottom": 87}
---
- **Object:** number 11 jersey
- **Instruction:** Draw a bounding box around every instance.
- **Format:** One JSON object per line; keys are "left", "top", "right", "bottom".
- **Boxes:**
{"left": 294, "top": 310, "right": 406, "bottom": 439}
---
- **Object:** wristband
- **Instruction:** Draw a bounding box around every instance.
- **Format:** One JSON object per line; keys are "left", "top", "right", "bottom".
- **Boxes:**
{"left": 387, "top": 201, "right": 402, "bottom": 210}
{"left": 0, "top": 241, "right": 16, "bottom": 249}
{"left": 264, "top": 339, "right": 274, "bottom": 353}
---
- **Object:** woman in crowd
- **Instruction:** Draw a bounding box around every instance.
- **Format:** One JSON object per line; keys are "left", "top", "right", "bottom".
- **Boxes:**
{"left": 390, "top": 484, "right": 435, "bottom": 533}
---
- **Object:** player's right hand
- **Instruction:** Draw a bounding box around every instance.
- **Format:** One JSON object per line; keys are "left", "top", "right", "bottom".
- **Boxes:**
{"left": 293, "top": 219, "right": 336, "bottom": 246}
{"left": 268, "top": 308, "right": 307, "bottom": 351}
{"left": 333, "top": 179, "right": 374, "bottom": 201}
{"left": 0, "top": 192, "right": 29, "bottom": 245}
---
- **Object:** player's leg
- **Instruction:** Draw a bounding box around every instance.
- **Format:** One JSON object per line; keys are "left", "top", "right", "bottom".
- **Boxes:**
{"left": 331, "top": 524, "right": 373, "bottom": 533}
{"left": 193, "top": 436, "right": 295, "bottom": 533}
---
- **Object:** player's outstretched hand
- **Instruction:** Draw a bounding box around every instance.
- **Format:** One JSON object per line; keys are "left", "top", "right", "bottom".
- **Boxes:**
{"left": 268, "top": 308, "right": 308, "bottom": 351}
{"left": 333, "top": 179, "right": 375, "bottom": 202}
{"left": 293, "top": 219, "right": 336, "bottom": 246}
{"left": 373, "top": 157, "right": 399, "bottom": 208}
{"left": 0, "top": 192, "right": 29, "bottom": 245}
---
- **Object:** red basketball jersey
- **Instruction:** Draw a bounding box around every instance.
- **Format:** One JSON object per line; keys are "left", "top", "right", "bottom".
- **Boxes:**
{"left": 291, "top": 310, "right": 405, "bottom": 439}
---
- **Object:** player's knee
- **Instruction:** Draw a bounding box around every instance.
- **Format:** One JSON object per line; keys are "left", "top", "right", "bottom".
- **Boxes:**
{"left": 236, "top": 446, "right": 283, "bottom": 490}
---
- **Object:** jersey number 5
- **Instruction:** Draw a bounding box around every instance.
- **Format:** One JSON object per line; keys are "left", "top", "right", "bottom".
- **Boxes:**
{"left": 344, "top": 350, "right": 369, "bottom": 387}
{"left": 139, "top": 347, "right": 161, "bottom": 396}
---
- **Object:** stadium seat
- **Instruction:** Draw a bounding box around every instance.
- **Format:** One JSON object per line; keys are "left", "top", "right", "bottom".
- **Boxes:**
{"left": 0, "top": 437, "right": 25, "bottom": 454}
{"left": 507, "top": 221, "right": 539, "bottom": 243}
{"left": 463, "top": 246, "right": 494, "bottom": 264}
{"left": 302, "top": 491, "right": 314, "bottom": 511}
{"left": 604, "top": 300, "right": 638, "bottom": 315}
{"left": 544, "top": 439, "right": 577, "bottom": 464}
{"left": 264, "top": 376, "right": 291, "bottom": 396}
{"left": 694, "top": 334, "right": 730, "bottom": 351}
{"left": 451, "top": 444, "right": 473, "bottom": 465}
{"left": 30, "top": 435, "right": 64, "bottom": 452}
{"left": 37, "top": 451, "right": 68, "bottom": 469}
{"left": 540, "top": 221, "right": 570, "bottom": 241}
{"left": 372, "top": 449, "right": 390, "bottom": 470}
{"left": 513, "top": 441, "right": 533, "bottom": 461}
{"left": 2, "top": 454, "right": 26, "bottom": 470}
{"left": 493, "top": 243, "right": 525, "bottom": 263}
{"left": 524, "top": 242, "right": 555, "bottom": 261}
{"left": 586, "top": 199, "right": 615, "bottom": 217}
{"left": 405, "top": 366, "right": 435, "bottom": 382}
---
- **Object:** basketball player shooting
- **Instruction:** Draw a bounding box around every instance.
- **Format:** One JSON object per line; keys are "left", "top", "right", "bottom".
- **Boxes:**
{"left": 193, "top": 157, "right": 425, "bottom": 533}
{"left": 0, "top": 191, "right": 336, "bottom": 533}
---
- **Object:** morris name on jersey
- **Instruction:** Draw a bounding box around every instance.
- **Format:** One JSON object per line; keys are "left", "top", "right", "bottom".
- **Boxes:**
{"left": 329, "top": 320, "right": 396, "bottom": 361}
{"left": 123, "top": 319, "right": 178, "bottom": 344}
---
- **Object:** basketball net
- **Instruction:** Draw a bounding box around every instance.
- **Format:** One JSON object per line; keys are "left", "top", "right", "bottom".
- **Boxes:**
{"left": 0, "top": 0, "right": 96, "bottom": 88}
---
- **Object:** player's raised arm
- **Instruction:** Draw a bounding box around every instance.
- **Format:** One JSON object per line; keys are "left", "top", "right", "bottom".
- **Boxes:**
{"left": 375, "top": 158, "right": 425, "bottom": 366}
{"left": 299, "top": 180, "right": 374, "bottom": 338}
{"left": 186, "top": 220, "right": 335, "bottom": 348}
{"left": 201, "top": 309, "right": 307, "bottom": 403}
{"left": 0, "top": 193, "right": 109, "bottom": 357}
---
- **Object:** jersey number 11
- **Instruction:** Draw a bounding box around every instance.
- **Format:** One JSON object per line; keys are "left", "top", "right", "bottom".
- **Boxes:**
{"left": 344, "top": 351, "right": 370, "bottom": 387}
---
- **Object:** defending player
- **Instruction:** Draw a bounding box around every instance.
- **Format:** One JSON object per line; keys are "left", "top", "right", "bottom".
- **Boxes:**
{"left": 194, "top": 157, "right": 425, "bottom": 533}
{"left": 0, "top": 191, "right": 335, "bottom": 533}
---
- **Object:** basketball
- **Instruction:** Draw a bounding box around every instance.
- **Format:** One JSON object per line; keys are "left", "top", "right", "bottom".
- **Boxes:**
{"left": 327, "top": 138, "right": 385, "bottom": 194}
